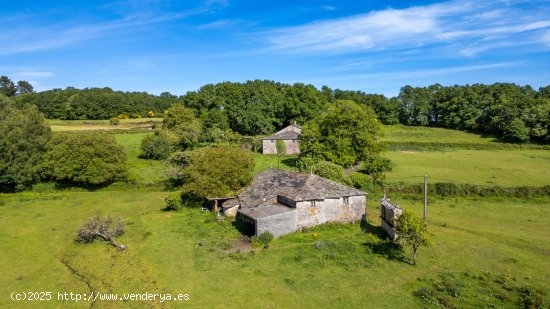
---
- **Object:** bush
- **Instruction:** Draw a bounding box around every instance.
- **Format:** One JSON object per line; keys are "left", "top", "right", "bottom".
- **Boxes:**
{"left": 117, "top": 114, "right": 129, "bottom": 119}
{"left": 147, "top": 111, "right": 155, "bottom": 118}
{"left": 163, "top": 193, "right": 183, "bottom": 211}
{"left": 109, "top": 117, "right": 120, "bottom": 126}
{"left": 139, "top": 130, "right": 176, "bottom": 160}
{"left": 256, "top": 232, "right": 274, "bottom": 246}
{"left": 45, "top": 132, "right": 128, "bottom": 187}
{"left": 348, "top": 172, "right": 371, "bottom": 189}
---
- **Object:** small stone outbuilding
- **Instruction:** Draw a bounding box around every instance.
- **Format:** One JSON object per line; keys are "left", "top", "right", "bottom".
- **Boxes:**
{"left": 231, "top": 169, "right": 366, "bottom": 238}
{"left": 262, "top": 124, "right": 301, "bottom": 155}
{"left": 380, "top": 196, "right": 403, "bottom": 240}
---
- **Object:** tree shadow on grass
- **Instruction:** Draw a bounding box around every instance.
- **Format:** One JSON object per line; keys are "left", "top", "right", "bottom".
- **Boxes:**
{"left": 361, "top": 218, "right": 411, "bottom": 264}
{"left": 281, "top": 157, "right": 299, "bottom": 169}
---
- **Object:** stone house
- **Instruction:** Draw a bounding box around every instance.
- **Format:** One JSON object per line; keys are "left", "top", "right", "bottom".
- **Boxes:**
{"left": 224, "top": 169, "right": 366, "bottom": 238}
{"left": 261, "top": 124, "right": 301, "bottom": 155}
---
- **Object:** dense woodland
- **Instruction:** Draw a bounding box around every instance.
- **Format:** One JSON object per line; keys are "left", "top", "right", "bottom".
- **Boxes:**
{"left": 2, "top": 75, "right": 549, "bottom": 143}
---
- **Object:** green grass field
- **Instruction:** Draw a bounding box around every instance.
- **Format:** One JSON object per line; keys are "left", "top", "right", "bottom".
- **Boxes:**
{"left": 47, "top": 118, "right": 163, "bottom": 132}
{"left": 113, "top": 133, "right": 170, "bottom": 184}
{"left": 1, "top": 121, "right": 549, "bottom": 308}
{"left": 385, "top": 150, "right": 550, "bottom": 187}
{"left": 0, "top": 192, "right": 548, "bottom": 308}
{"left": 381, "top": 125, "right": 498, "bottom": 144}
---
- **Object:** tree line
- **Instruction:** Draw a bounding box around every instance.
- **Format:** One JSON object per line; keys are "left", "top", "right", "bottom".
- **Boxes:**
{"left": 3, "top": 74, "right": 549, "bottom": 143}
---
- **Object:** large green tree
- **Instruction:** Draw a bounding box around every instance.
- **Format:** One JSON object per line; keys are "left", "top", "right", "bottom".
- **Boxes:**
{"left": 0, "top": 96, "right": 52, "bottom": 191}
{"left": 300, "top": 100, "right": 384, "bottom": 167}
{"left": 45, "top": 132, "right": 128, "bottom": 186}
{"left": 0, "top": 76, "right": 17, "bottom": 97}
{"left": 179, "top": 146, "right": 254, "bottom": 201}
{"left": 163, "top": 105, "right": 202, "bottom": 149}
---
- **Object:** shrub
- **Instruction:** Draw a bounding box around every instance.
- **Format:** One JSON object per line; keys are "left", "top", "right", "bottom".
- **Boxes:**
{"left": 109, "top": 117, "right": 120, "bottom": 126}
{"left": 45, "top": 132, "right": 128, "bottom": 187}
{"left": 139, "top": 130, "right": 176, "bottom": 160}
{"left": 163, "top": 193, "right": 183, "bottom": 211}
{"left": 117, "top": 114, "right": 129, "bottom": 119}
{"left": 348, "top": 172, "right": 371, "bottom": 189}
{"left": 256, "top": 232, "right": 274, "bottom": 246}
{"left": 147, "top": 111, "right": 155, "bottom": 118}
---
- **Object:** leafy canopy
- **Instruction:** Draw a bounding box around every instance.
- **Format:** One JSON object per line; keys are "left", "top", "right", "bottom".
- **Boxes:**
{"left": 300, "top": 100, "right": 384, "bottom": 167}
{"left": 0, "top": 96, "right": 52, "bottom": 191}
{"left": 46, "top": 132, "right": 128, "bottom": 186}
{"left": 163, "top": 105, "right": 202, "bottom": 149}
{"left": 180, "top": 146, "right": 255, "bottom": 200}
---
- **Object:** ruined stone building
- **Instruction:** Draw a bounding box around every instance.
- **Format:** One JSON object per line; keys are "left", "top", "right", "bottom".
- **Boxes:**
{"left": 261, "top": 124, "right": 301, "bottom": 155}
{"left": 223, "top": 169, "right": 366, "bottom": 238}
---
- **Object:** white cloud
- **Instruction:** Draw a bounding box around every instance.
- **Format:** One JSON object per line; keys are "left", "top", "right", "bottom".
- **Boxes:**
{"left": 13, "top": 71, "right": 55, "bottom": 78}
{"left": 265, "top": 0, "right": 550, "bottom": 55}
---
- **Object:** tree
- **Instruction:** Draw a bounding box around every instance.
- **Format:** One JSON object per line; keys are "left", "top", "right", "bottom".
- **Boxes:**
{"left": 394, "top": 209, "right": 431, "bottom": 265}
{"left": 163, "top": 105, "right": 202, "bottom": 149}
{"left": 77, "top": 215, "right": 127, "bottom": 251}
{"left": 179, "top": 146, "right": 254, "bottom": 201}
{"left": 16, "top": 80, "right": 34, "bottom": 94}
{"left": 275, "top": 139, "right": 286, "bottom": 168}
{"left": 0, "top": 76, "right": 16, "bottom": 97}
{"left": 0, "top": 96, "right": 52, "bottom": 191}
{"left": 139, "top": 130, "right": 176, "bottom": 160}
{"left": 45, "top": 132, "right": 128, "bottom": 187}
{"left": 300, "top": 100, "right": 385, "bottom": 167}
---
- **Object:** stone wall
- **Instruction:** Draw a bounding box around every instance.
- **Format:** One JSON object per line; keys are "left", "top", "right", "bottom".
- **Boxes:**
{"left": 256, "top": 210, "right": 298, "bottom": 238}
{"left": 262, "top": 139, "right": 300, "bottom": 155}
{"left": 295, "top": 195, "right": 366, "bottom": 230}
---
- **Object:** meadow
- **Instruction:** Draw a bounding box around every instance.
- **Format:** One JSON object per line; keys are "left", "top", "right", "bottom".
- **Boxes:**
{"left": 0, "top": 122, "right": 549, "bottom": 308}
{"left": 0, "top": 191, "right": 548, "bottom": 308}
{"left": 47, "top": 118, "right": 163, "bottom": 132}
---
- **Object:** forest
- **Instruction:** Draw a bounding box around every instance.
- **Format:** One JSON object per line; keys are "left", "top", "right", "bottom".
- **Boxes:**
{"left": 2, "top": 75, "right": 549, "bottom": 143}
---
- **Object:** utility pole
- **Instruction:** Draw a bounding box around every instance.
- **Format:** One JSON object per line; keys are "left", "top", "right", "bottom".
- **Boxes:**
{"left": 424, "top": 175, "right": 428, "bottom": 224}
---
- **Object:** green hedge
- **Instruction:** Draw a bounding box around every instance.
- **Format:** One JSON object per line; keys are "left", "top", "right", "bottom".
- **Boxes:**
{"left": 386, "top": 141, "right": 550, "bottom": 151}
{"left": 386, "top": 182, "right": 550, "bottom": 198}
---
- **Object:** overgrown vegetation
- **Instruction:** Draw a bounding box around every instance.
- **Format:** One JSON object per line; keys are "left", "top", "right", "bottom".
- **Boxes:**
{"left": 178, "top": 146, "right": 255, "bottom": 201}
{"left": 45, "top": 132, "right": 128, "bottom": 187}
{"left": 0, "top": 95, "right": 52, "bottom": 192}
{"left": 413, "top": 271, "right": 547, "bottom": 308}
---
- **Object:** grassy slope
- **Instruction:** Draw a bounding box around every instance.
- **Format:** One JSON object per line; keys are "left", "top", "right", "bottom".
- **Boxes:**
{"left": 112, "top": 133, "right": 170, "bottom": 184}
{"left": 47, "top": 118, "right": 163, "bottom": 132}
{"left": 381, "top": 125, "right": 499, "bottom": 144}
{"left": 0, "top": 192, "right": 548, "bottom": 308}
{"left": 385, "top": 150, "right": 550, "bottom": 186}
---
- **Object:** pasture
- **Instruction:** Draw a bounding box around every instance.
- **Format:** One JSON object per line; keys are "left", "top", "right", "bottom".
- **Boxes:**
{"left": 1, "top": 122, "right": 549, "bottom": 308}
{"left": 0, "top": 191, "right": 548, "bottom": 308}
{"left": 47, "top": 118, "right": 163, "bottom": 132}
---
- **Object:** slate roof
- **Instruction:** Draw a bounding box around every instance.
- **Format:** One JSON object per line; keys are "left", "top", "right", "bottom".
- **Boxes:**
{"left": 238, "top": 169, "right": 366, "bottom": 209}
{"left": 262, "top": 124, "right": 301, "bottom": 140}
{"left": 238, "top": 202, "right": 295, "bottom": 219}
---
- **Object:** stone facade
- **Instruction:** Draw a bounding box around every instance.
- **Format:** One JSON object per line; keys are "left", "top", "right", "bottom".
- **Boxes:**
{"left": 262, "top": 124, "right": 302, "bottom": 155}
{"left": 236, "top": 170, "right": 367, "bottom": 238}
{"left": 262, "top": 139, "right": 300, "bottom": 155}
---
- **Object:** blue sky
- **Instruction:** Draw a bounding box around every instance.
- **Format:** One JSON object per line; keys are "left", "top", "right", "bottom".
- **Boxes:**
{"left": 1, "top": 0, "right": 549, "bottom": 97}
